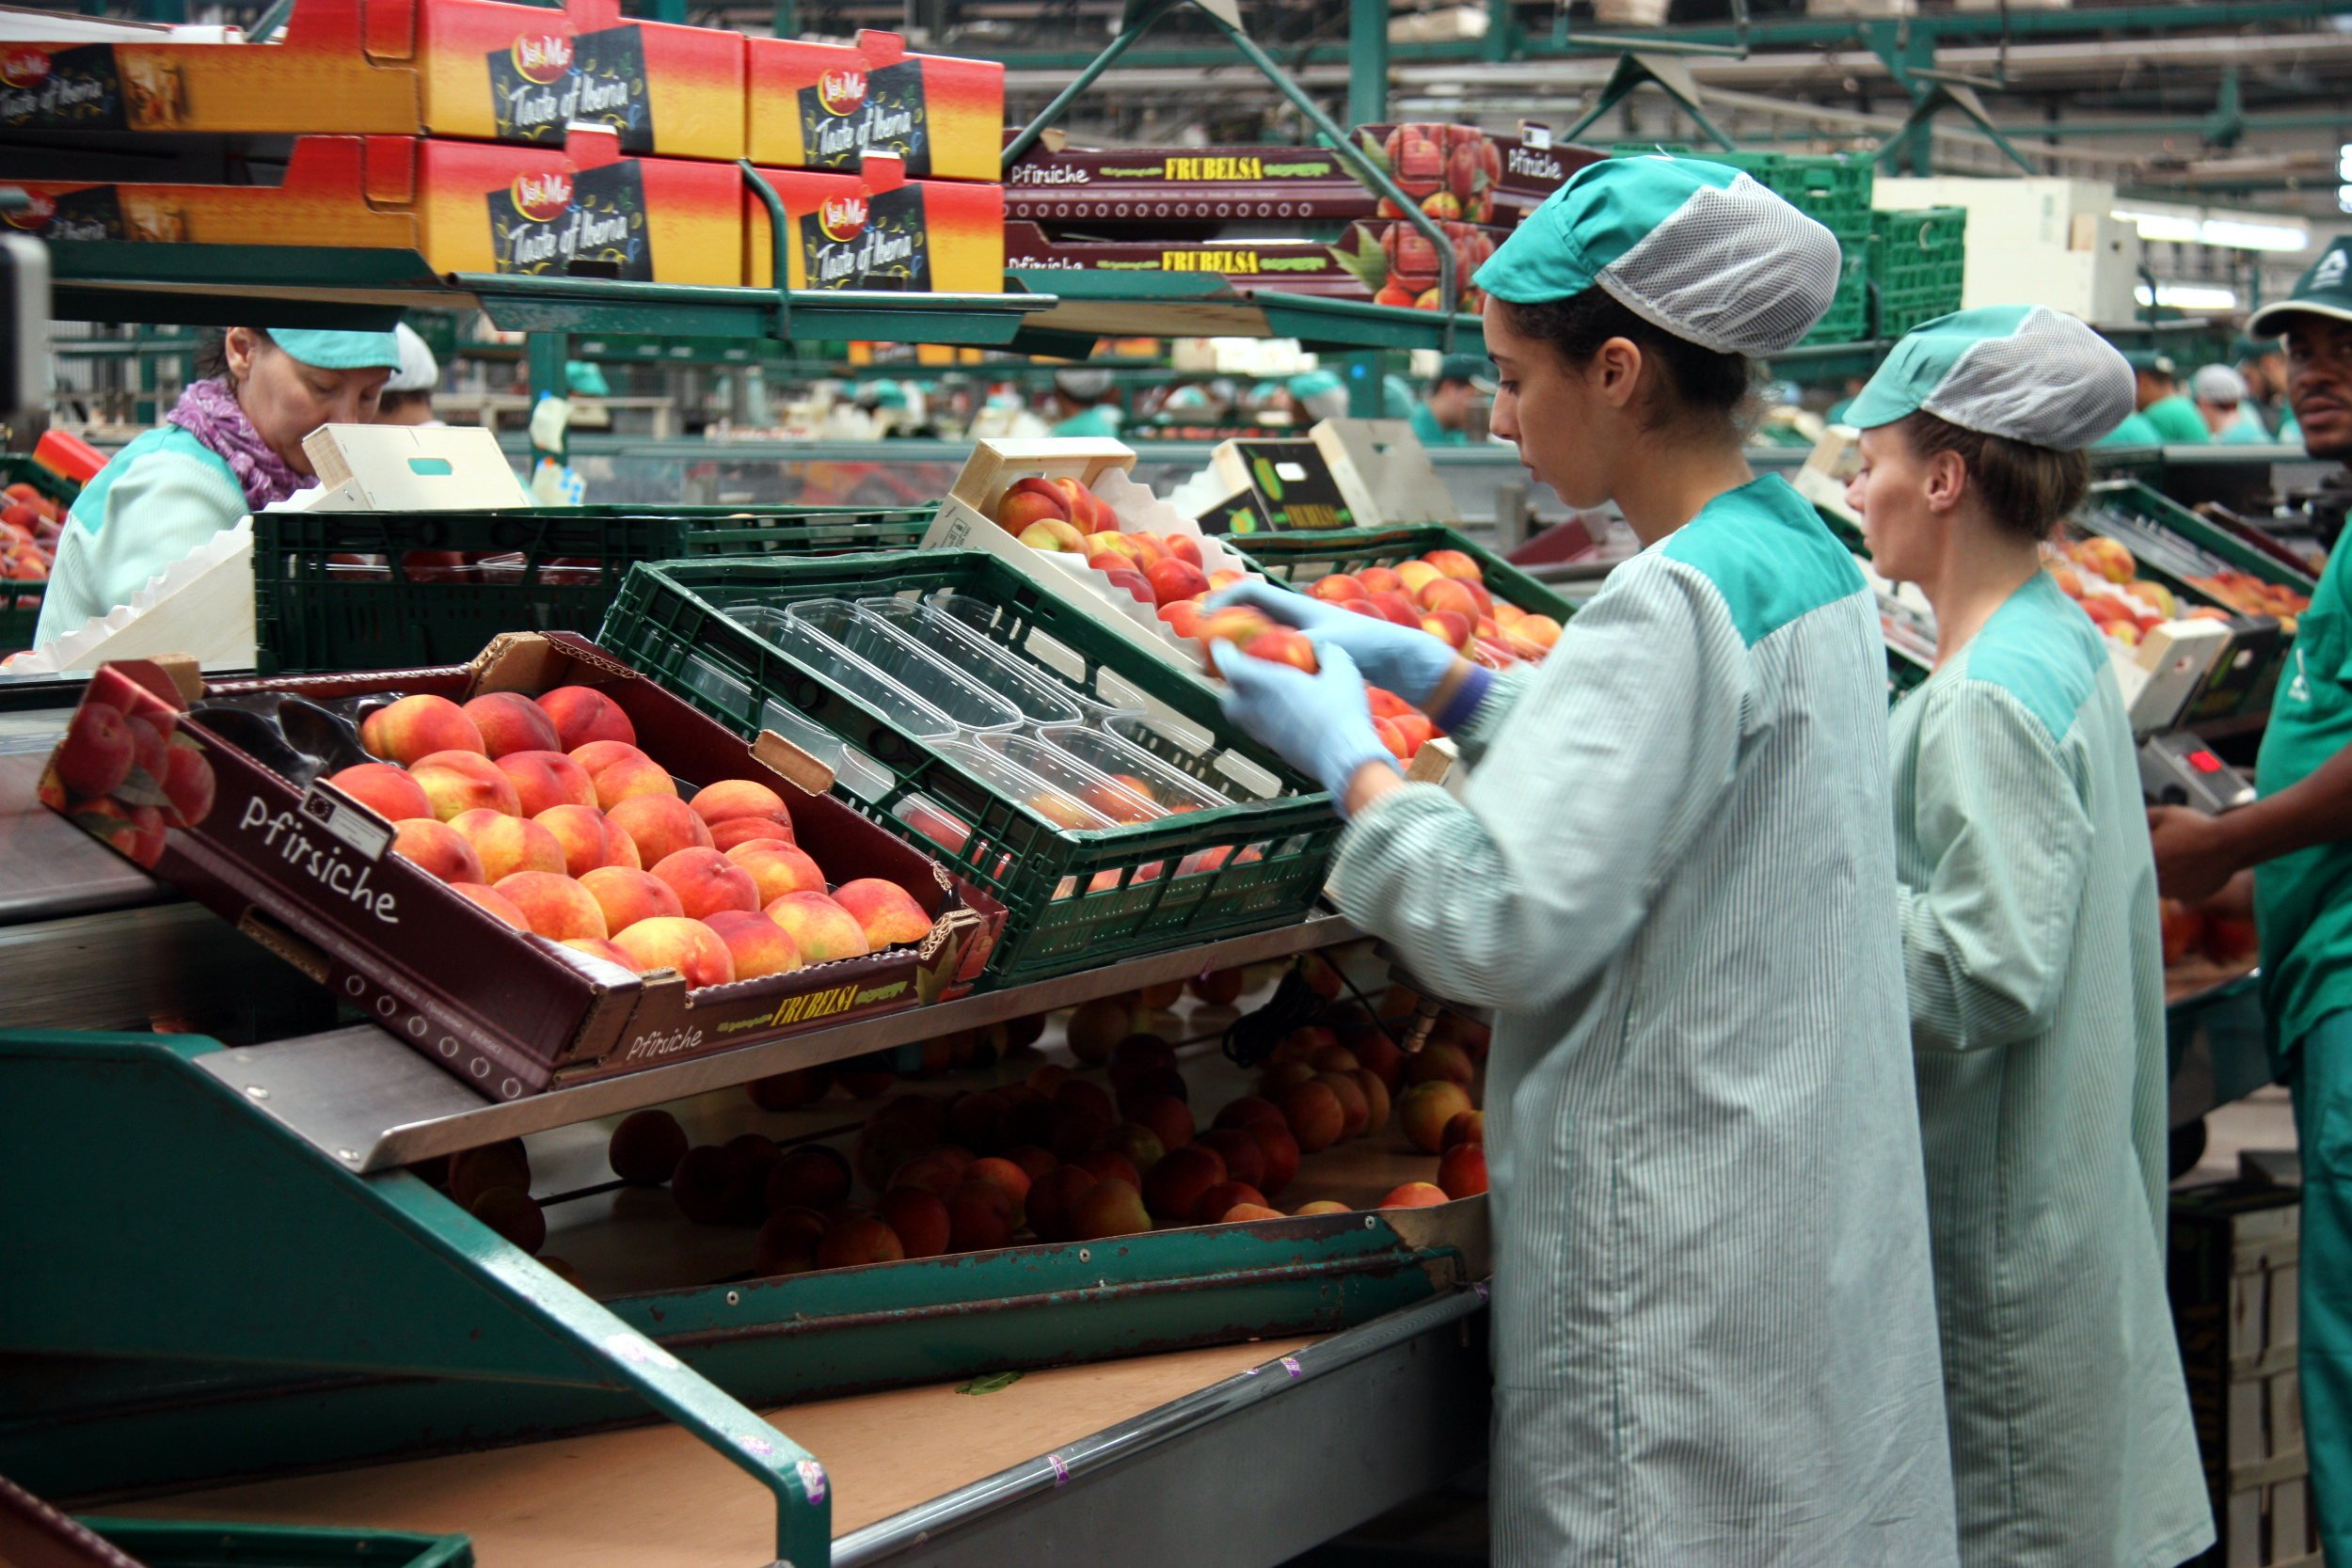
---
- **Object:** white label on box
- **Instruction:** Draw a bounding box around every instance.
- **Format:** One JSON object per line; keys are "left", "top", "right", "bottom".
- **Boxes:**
{"left": 300, "top": 783, "right": 395, "bottom": 862}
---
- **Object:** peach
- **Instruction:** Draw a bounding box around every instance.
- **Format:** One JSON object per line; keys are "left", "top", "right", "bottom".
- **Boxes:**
{"left": 578, "top": 866, "right": 684, "bottom": 935}
{"left": 607, "top": 794, "right": 712, "bottom": 866}
{"left": 891, "top": 1148, "right": 975, "bottom": 1199}
{"left": 469, "top": 1186, "right": 546, "bottom": 1254}
{"left": 1248, "top": 629, "right": 1318, "bottom": 673}
{"left": 1368, "top": 590, "right": 1421, "bottom": 626}
{"left": 1308, "top": 573, "right": 1370, "bottom": 603}
{"left": 1398, "top": 1081, "right": 1475, "bottom": 1153}
{"left": 766, "top": 1147, "right": 851, "bottom": 1211}
{"left": 1438, "top": 1143, "right": 1488, "bottom": 1198}
{"left": 1406, "top": 1040, "right": 1475, "bottom": 1087}
{"left": 1394, "top": 561, "right": 1442, "bottom": 595}
{"left": 536, "top": 803, "right": 640, "bottom": 876}
{"left": 728, "top": 841, "right": 826, "bottom": 905}
{"left": 360, "top": 694, "right": 485, "bottom": 767}
{"left": 1160, "top": 600, "right": 1205, "bottom": 641}
{"left": 1316, "top": 1071, "right": 1371, "bottom": 1140}
{"left": 1195, "top": 1129, "right": 1265, "bottom": 1189}
{"left": 1158, "top": 533, "right": 1203, "bottom": 568}
{"left": 948, "top": 1178, "right": 1018, "bottom": 1251}
{"left": 1071, "top": 1176, "right": 1150, "bottom": 1241}
{"left": 995, "top": 476, "right": 1070, "bottom": 532}
{"left": 1086, "top": 531, "right": 1145, "bottom": 563}
{"left": 1146, "top": 558, "right": 1210, "bottom": 607}
{"left": 390, "top": 817, "right": 485, "bottom": 884}
{"left": 54, "top": 701, "right": 135, "bottom": 799}
{"left": 1073, "top": 1148, "right": 1138, "bottom": 1189}
{"left": 1102, "top": 1121, "right": 1167, "bottom": 1176}
{"left": 766, "top": 891, "right": 870, "bottom": 963}
{"left": 650, "top": 847, "right": 760, "bottom": 921}
{"left": 1192, "top": 1180, "right": 1267, "bottom": 1225}
{"left": 1100, "top": 566, "right": 1152, "bottom": 604}
{"left": 1420, "top": 611, "right": 1471, "bottom": 651}
{"left": 753, "top": 1208, "right": 826, "bottom": 1275}
{"left": 1514, "top": 613, "right": 1562, "bottom": 650}
{"left": 561, "top": 936, "right": 637, "bottom": 974}
{"left": 1422, "top": 548, "right": 1483, "bottom": 582}
{"left": 494, "top": 871, "right": 608, "bottom": 942}
{"left": 586, "top": 750, "right": 676, "bottom": 811}
{"left": 1046, "top": 476, "right": 1115, "bottom": 533}
{"left": 1109, "top": 1033, "right": 1177, "bottom": 1085}
{"left": 1248, "top": 1123, "right": 1300, "bottom": 1196}
{"left": 689, "top": 778, "right": 787, "bottom": 830}
{"left": 1357, "top": 566, "right": 1402, "bottom": 594}
{"left": 709, "top": 817, "right": 797, "bottom": 852}
{"left": 1417, "top": 577, "right": 1481, "bottom": 620}
{"left": 495, "top": 750, "right": 596, "bottom": 816}
{"left": 1353, "top": 1069, "right": 1392, "bottom": 1135}
{"left": 451, "top": 881, "right": 529, "bottom": 929}
{"left": 967, "top": 1155, "right": 1034, "bottom": 1213}
{"left": 877, "top": 1187, "right": 951, "bottom": 1258}
{"left": 463, "top": 691, "right": 563, "bottom": 757}
{"left": 703, "top": 909, "right": 803, "bottom": 980}
{"left": 611, "top": 916, "right": 736, "bottom": 987}
{"left": 1064, "top": 996, "right": 1132, "bottom": 1065}
{"left": 326, "top": 762, "right": 432, "bottom": 823}
{"left": 570, "top": 738, "right": 648, "bottom": 779}
{"left": 1294, "top": 1199, "right": 1353, "bottom": 1216}
{"left": 1215, "top": 1096, "right": 1288, "bottom": 1137}
{"left": 1191, "top": 969, "right": 1246, "bottom": 1006}
{"left": 746, "top": 1066, "right": 831, "bottom": 1112}
{"left": 608, "top": 1108, "right": 687, "bottom": 1184}
{"left": 536, "top": 685, "right": 637, "bottom": 750}
{"left": 1026, "top": 1165, "right": 1098, "bottom": 1242}
{"left": 450, "top": 808, "right": 565, "bottom": 882}
{"left": 816, "top": 1214, "right": 906, "bottom": 1269}
{"left": 1441, "top": 1109, "right": 1485, "bottom": 1149}
{"left": 1222, "top": 1202, "right": 1286, "bottom": 1223}
{"left": 833, "top": 878, "right": 932, "bottom": 948}
{"left": 411, "top": 751, "right": 520, "bottom": 821}
{"left": 1142, "top": 1145, "right": 1226, "bottom": 1224}
{"left": 1020, "top": 517, "right": 1088, "bottom": 552}
{"left": 1380, "top": 1182, "right": 1450, "bottom": 1209}
{"left": 1279, "top": 1080, "right": 1346, "bottom": 1153}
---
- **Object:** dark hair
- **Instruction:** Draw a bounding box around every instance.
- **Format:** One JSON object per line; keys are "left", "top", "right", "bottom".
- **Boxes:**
{"left": 192, "top": 326, "right": 272, "bottom": 383}
{"left": 1894, "top": 411, "right": 2089, "bottom": 543}
{"left": 1496, "top": 289, "right": 1755, "bottom": 431}
{"left": 378, "top": 388, "right": 434, "bottom": 415}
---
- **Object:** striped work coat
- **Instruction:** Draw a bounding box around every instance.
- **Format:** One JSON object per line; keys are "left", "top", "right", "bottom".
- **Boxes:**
{"left": 1891, "top": 571, "right": 2211, "bottom": 1568}
{"left": 1331, "top": 475, "right": 1958, "bottom": 1566}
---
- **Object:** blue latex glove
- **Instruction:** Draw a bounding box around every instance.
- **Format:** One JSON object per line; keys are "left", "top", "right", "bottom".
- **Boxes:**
{"left": 1210, "top": 640, "right": 1399, "bottom": 806}
{"left": 1209, "top": 579, "right": 1459, "bottom": 705}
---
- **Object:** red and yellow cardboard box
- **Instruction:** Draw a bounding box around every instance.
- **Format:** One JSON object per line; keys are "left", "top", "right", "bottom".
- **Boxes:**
{"left": 746, "top": 159, "right": 1004, "bottom": 293}
{"left": 746, "top": 29, "right": 1002, "bottom": 182}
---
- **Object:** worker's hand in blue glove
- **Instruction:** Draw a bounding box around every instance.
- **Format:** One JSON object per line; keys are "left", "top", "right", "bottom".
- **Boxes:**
{"left": 1210, "top": 640, "right": 1400, "bottom": 808}
{"left": 1208, "top": 579, "right": 1460, "bottom": 707}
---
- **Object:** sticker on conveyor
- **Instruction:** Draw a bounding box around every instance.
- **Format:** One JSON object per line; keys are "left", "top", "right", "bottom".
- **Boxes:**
{"left": 1046, "top": 1453, "right": 1071, "bottom": 1486}
{"left": 798, "top": 1459, "right": 828, "bottom": 1503}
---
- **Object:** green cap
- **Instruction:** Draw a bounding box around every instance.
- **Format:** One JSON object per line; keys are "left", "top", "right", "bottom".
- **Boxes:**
{"left": 2122, "top": 349, "right": 2176, "bottom": 375}
{"left": 1287, "top": 371, "right": 1342, "bottom": 400}
{"left": 268, "top": 328, "right": 402, "bottom": 372}
{"left": 1434, "top": 353, "right": 1496, "bottom": 391}
{"left": 1474, "top": 155, "right": 1842, "bottom": 355}
{"left": 2249, "top": 238, "right": 2352, "bottom": 339}
{"left": 564, "top": 359, "right": 611, "bottom": 397}
{"left": 1844, "top": 305, "right": 2136, "bottom": 451}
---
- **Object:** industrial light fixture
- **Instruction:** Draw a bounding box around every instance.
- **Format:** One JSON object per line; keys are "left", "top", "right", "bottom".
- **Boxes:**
{"left": 2112, "top": 206, "right": 2310, "bottom": 252}
{"left": 2135, "top": 282, "right": 2240, "bottom": 310}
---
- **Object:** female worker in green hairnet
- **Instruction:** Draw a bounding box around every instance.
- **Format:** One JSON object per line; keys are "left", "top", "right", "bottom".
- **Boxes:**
{"left": 1841, "top": 307, "right": 2215, "bottom": 1568}
{"left": 1206, "top": 157, "right": 1957, "bottom": 1565}
{"left": 37, "top": 326, "right": 401, "bottom": 648}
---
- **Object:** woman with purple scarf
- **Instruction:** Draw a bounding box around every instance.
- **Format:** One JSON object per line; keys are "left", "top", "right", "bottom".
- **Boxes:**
{"left": 35, "top": 326, "right": 401, "bottom": 647}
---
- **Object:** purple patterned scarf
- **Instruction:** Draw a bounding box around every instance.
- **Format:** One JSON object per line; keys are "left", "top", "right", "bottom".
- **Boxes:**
{"left": 166, "top": 376, "right": 308, "bottom": 509}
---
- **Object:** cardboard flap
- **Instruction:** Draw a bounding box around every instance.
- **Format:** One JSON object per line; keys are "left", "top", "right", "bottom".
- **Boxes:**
{"left": 857, "top": 28, "right": 907, "bottom": 63}
{"left": 947, "top": 436, "right": 1137, "bottom": 517}
{"left": 360, "top": 0, "right": 419, "bottom": 62}
{"left": 753, "top": 730, "right": 836, "bottom": 797}
{"left": 861, "top": 150, "right": 907, "bottom": 196}
{"left": 564, "top": 121, "right": 624, "bottom": 168}
{"left": 104, "top": 657, "right": 204, "bottom": 711}
{"left": 360, "top": 133, "right": 420, "bottom": 206}
{"left": 1314, "top": 418, "right": 1453, "bottom": 528}
{"left": 300, "top": 424, "right": 530, "bottom": 511}
{"left": 565, "top": 0, "right": 624, "bottom": 29}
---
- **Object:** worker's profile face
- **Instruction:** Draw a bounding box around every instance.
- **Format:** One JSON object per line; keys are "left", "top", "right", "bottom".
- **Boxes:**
{"left": 225, "top": 327, "right": 389, "bottom": 476}
{"left": 1429, "top": 380, "right": 1474, "bottom": 430}
{"left": 1844, "top": 425, "right": 1937, "bottom": 584}
{"left": 2283, "top": 315, "right": 2352, "bottom": 461}
{"left": 1483, "top": 305, "right": 1621, "bottom": 509}
{"left": 2132, "top": 369, "right": 2167, "bottom": 410}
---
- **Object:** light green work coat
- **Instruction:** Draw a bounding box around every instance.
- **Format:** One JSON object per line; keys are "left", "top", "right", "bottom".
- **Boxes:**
{"left": 36, "top": 425, "right": 247, "bottom": 648}
{"left": 1331, "top": 476, "right": 1957, "bottom": 1566}
{"left": 2141, "top": 393, "right": 2211, "bottom": 443}
{"left": 1891, "top": 572, "right": 2213, "bottom": 1568}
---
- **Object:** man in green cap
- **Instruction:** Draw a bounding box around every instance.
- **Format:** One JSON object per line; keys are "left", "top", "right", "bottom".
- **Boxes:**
{"left": 1407, "top": 352, "right": 1494, "bottom": 448}
{"left": 2129, "top": 351, "right": 2212, "bottom": 443}
{"left": 2151, "top": 232, "right": 2352, "bottom": 1563}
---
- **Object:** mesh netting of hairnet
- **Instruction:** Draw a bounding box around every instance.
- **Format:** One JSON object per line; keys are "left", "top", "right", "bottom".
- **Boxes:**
{"left": 1593, "top": 176, "right": 1845, "bottom": 356}
{"left": 1924, "top": 308, "right": 2136, "bottom": 450}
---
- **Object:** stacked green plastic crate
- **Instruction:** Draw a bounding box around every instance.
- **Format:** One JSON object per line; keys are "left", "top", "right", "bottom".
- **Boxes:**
{"left": 1870, "top": 207, "right": 1967, "bottom": 337}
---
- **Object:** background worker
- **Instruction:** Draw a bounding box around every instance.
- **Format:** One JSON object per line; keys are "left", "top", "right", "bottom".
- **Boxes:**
{"left": 36, "top": 326, "right": 399, "bottom": 647}
{"left": 1207, "top": 158, "right": 1957, "bottom": 1564}
{"left": 2150, "top": 235, "right": 2352, "bottom": 1565}
{"left": 1842, "top": 306, "right": 2214, "bottom": 1568}
{"left": 1048, "top": 367, "right": 1122, "bottom": 436}
{"left": 2131, "top": 352, "right": 2212, "bottom": 443}
{"left": 375, "top": 324, "right": 444, "bottom": 428}
{"left": 2193, "top": 362, "right": 2270, "bottom": 444}
{"left": 1407, "top": 353, "right": 1493, "bottom": 447}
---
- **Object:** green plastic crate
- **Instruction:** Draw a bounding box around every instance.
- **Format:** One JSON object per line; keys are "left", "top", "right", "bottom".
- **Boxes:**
{"left": 79, "top": 1518, "right": 473, "bottom": 1568}
{"left": 599, "top": 551, "right": 1342, "bottom": 988}
{"left": 1870, "top": 207, "right": 1966, "bottom": 337}
{"left": 252, "top": 504, "right": 933, "bottom": 674}
{"left": 0, "top": 454, "right": 78, "bottom": 657}
{"left": 1213, "top": 522, "right": 1575, "bottom": 626}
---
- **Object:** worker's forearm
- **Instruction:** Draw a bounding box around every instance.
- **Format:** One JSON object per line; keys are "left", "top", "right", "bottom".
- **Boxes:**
{"left": 2221, "top": 746, "right": 2352, "bottom": 867}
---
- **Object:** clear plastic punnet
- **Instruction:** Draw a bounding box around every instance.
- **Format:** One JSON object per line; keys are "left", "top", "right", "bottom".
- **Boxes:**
{"left": 853, "top": 596, "right": 1107, "bottom": 729}
{"left": 1035, "top": 723, "right": 1232, "bottom": 814}
{"left": 782, "top": 599, "right": 1026, "bottom": 736}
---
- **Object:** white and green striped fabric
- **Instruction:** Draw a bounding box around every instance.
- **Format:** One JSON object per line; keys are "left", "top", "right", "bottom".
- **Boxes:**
{"left": 1330, "top": 474, "right": 1957, "bottom": 1566}
{"left": 1891, "top": 571, "right": 2213, "bottom": 1568}
{"left": 37, "top": 425, "right": 249, "bottom": 648}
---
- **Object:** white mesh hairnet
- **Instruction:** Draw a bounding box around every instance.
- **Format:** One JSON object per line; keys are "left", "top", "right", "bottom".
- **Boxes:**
{"left": 2192, "top": 363, "right": 2248, "bottom": 405}
{"left": 1920, "top": 308, "right": 2136, "bottom": 450}
{"left": 1593, "top": 175, "right": 1845, "bottom": 356}
{"left": 386, "top": 324, "right": 439, "bottom": 395}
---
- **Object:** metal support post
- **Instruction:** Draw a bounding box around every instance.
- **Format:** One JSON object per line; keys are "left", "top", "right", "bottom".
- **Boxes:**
{"left": 1349, "top": 0, "right": 1388, "bottom": 128}
{"left": 772, "top": 0, "right": 799, "bottom": 36}
{"left": 526, "top": 330, "right": 568, "bottom": 468}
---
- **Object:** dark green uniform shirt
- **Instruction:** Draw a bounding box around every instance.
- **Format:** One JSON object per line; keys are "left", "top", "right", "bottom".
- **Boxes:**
{"left": 2256, "top": 547, "right": 2352, "bottom": 1055}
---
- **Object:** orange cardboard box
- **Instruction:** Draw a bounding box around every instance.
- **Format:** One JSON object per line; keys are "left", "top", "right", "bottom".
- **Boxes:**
{"left": 11, "top": 129, "right": 743, "bottom": 286}
{"left": 0, "top": 0, "right": 742, "bottom": 157}
{"left": 746, "top": 159, "right": 1003, "bottom": 293}
{"left": 746, "top": 29, "right": 1003, "bottom": 182}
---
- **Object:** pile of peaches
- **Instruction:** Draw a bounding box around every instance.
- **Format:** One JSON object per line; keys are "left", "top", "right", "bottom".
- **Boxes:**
{"left": 2047, "top": 536, "right": 2231, "bottom": 648}
{"left": 2160, "top": 897, "right": 2258, "bottom": 973}
{"left": 535, "top": 967, "right": 1493, "bottom": 1274}
{"left": 994, "top": 475, "right": 1241, "bottom": 612}
{"left": 333, "top": 686, "right": 931, "bottom": 988}
{"left": 1, "top": 482, "right": 61, "bottom": 603}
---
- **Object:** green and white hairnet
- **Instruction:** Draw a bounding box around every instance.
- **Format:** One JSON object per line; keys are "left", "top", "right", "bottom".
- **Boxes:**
{"left": 1843, "top": 305, "right": 2135, "bottom": 451}
{"left": 1474, "top": 156, "right": 1844, "bottom": 356}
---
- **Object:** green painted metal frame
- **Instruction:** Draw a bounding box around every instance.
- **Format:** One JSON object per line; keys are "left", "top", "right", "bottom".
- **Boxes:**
{"left": 998, "top": 0, "right": 1463, "bottom": 351}
{"left": 1562, "top": 53, "right": 1736, "bottom": 150}
{"left": 80, "top": 1518, "right": 476, "bottom": 1568}
{"left": 0, "top": 1030, "right": 1470, "bottom": 1560}
{"left": 1005, "top": 268, "right": 1488, "bottom": 353}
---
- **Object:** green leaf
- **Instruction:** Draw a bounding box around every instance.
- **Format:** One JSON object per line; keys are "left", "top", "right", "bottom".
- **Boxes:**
{"left": 957, "top": 1370, "right": 1024, "bottom": 1396}
{"left": 113, "top": 768, "right": 172, "bottom": 809}
{"left": 1328, "top": 242, "right": 1384, "bottom": 290}
{"left": 1356, "top": 129, "right": 1391, "bottom": 175}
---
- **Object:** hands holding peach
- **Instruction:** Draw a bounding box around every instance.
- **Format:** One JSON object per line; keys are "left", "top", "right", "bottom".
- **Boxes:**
{"left": 1208, "top": 579, "right": 1463, "bottom": 709}
{"left": 1209, "top": 639, "right": 1399, "bottom": 806}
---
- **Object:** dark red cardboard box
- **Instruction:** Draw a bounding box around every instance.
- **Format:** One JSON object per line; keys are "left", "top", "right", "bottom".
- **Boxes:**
{"left": 39, "top": 633, "right": 1002, "bottom": 1101}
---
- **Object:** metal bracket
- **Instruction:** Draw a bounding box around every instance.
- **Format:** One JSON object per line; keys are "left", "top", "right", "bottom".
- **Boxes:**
{"left": 1874, "top": 80, "right": 2039, "bottom": 176}
{"left": 1561, "top": 53, "right": 1739, "bottom": 151}
{"left": 739, "top": 159, "right": 797, "bottom": 343}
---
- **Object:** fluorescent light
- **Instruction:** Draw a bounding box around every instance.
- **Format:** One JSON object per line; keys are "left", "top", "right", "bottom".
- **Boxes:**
{"left": 2135, "top": 282, "right": 2239, "bottom": 310}
{"left": 2111, "top": 207, "right": 2310, "bottom": 252}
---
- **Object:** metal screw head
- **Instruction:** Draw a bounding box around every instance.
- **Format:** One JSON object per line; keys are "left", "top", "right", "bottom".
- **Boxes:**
{"left": 1363, "top": 1215, "right": 1376, "bottom": 1228}
{"left": 726, "top": 1290, "right": 741, "bottom": 1307}
{"left": 337, "top": 1148, "right": 359, "bottom": 1164}
{"left": 1078, "top": 1248, "right": 1091, "bottom": 1262}
{"left": 245, "top": 1085, "right": 270, "bottom": 1101}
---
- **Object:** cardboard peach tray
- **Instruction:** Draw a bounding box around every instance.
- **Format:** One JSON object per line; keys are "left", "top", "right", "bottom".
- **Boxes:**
{"left": 38, "top": 633, "right": 1002, "bottom": 1101}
